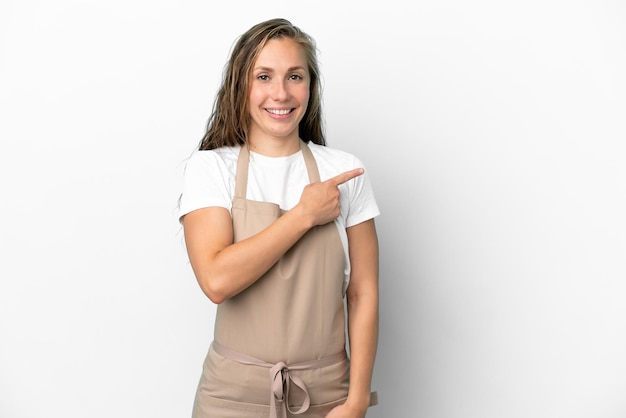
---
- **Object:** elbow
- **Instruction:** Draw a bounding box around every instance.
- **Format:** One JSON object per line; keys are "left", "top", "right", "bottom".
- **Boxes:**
{"left": 191, "top": 259, "right": 246, "bottom": 304}
{"left": 202, "top": 284, "right": 228, "bottom": 305}
{"left": 198, "top": 275, "right": 229, "bottom": 304}
{"left": 205, "top": 290, "right": 226, "bottom": 305}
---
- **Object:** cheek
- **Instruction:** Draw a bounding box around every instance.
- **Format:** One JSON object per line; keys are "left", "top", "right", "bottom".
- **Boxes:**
{"left": 248, "top": 86, "right": 264, "bottom": 106}
{"left": 297, "top": 85, "right": 310, "bottom": 105}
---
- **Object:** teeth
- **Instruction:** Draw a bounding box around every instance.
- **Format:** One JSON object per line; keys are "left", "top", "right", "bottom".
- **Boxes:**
{"left": 267, "top": 109, "right": 291, "bottom": 115}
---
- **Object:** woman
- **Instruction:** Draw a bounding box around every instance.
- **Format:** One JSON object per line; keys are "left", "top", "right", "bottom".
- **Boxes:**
{"left": 179, "top": 18, "right": 380, "bottom": 418}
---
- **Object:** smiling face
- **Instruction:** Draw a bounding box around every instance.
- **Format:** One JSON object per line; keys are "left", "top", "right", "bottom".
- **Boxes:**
{"left": 247, "top": 37, "right": 310, "bottom": 153}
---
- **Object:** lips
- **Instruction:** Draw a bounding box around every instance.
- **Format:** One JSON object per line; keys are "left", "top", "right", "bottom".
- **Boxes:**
{"left": 265, "top": 108, "right": 293, "bottom": 115}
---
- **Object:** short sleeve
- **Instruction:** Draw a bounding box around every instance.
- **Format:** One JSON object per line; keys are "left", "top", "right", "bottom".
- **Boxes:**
{"left": 178, "top": 151, "right": 233, "bottom": 223}
{"left": 344, "top": 157, "right": 380, "bottom": 228}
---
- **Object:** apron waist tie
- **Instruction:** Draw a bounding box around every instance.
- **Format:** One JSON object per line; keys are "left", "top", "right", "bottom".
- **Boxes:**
{"left": 211, "top": 341, "right": 347, "bottom": 418}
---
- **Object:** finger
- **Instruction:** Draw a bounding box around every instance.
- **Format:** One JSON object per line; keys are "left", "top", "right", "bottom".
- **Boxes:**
{"left": 329, "top": 168, "right": 364, "bottom": 186}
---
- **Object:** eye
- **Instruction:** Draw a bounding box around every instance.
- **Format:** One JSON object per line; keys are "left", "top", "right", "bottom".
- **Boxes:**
{"left": 289, "top": 74, "right": 303, "bottom": 81}
{"left": 257, "top": 74, "right": 270, "bottom": 81}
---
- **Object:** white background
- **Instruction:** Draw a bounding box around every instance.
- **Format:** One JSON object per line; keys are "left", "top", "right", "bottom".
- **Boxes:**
{"left": 1, "top": 1, "right": 625, "bottom": 417}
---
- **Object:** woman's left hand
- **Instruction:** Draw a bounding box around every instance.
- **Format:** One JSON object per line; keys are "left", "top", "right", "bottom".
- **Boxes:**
{"left": 325, "top": 403, "right": 367, "bottom": 418}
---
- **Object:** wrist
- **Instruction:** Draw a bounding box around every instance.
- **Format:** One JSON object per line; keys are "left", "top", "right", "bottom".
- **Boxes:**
{"left": 343, "top": 392, "right": 370, "bottom": 414}
{"left": 289, "top": 203, "right": 315, "bottom": 230}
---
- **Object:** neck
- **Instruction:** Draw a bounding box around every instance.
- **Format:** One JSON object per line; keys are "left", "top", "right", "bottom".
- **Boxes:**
{"left": 248, "top": 136, "right": 301, "bottom": 157}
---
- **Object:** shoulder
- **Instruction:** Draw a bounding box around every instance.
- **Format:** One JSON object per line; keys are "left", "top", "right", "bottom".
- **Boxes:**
{"left": 306, "top": 142, "right": 364, "bottom": 177}
{"left": 186, "top": 146, "right": 240, "bottom": 167}
{"left": 179, "top": 146, "right": 240, "bottom": 221}
{"left": 184, "top": 146, "right": 240, "bottom": 177}
{"left": 307, "top": 141, "right": 358, "bottom": 161}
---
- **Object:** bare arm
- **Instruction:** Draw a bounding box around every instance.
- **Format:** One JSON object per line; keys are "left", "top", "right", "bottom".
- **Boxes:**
{"left": 327, "top": 218, "right": 379, "bottom": 418}
{"left": 182, "top": 168, "right": 365, "bottom": 304}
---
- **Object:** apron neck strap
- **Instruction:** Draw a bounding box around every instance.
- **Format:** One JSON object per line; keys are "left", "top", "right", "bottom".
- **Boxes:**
{"left": 235, "top": 140, "right": 320, "bottom": 199}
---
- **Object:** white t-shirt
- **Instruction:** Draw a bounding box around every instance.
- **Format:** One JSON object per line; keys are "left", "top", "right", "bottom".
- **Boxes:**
{"left": 178, "top": 141, "right": 380, "bottom": 292}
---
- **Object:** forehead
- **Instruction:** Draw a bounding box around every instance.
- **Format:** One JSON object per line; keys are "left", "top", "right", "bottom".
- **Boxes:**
{"left": 254, "top": 37, "right": 308, "bottom": 69}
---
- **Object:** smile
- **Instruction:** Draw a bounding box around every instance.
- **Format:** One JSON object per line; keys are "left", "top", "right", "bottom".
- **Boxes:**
{"left": 265, "top": 108, "right": 293, "bottom": 115}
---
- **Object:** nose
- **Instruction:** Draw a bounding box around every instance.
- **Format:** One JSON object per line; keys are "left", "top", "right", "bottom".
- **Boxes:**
{"left": 271, "top": 80, "right": 290, "bottom": 101}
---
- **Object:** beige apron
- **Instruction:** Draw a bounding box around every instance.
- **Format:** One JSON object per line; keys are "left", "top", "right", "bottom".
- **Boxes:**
{"left": 192, "top": 141, "right": 376, "bottom": 418}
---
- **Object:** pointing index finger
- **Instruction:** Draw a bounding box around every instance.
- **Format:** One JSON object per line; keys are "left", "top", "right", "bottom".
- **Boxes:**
{"left": 329, "top": 168, "right": 364, "bottom": 186}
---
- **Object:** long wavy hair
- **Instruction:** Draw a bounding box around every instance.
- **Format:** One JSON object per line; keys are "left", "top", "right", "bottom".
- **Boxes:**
{"left": 198, "top": 18, "right": 325, "bottom": 150}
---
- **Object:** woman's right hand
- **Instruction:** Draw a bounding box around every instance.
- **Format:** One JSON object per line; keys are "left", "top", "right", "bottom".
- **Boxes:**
{"left": 296, "top": 168, "right": 364, "bottom": 227}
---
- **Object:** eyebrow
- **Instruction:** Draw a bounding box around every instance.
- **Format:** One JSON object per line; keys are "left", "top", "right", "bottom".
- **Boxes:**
{"left": 253, "top": 66, "right": 307, "bottom": 72}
